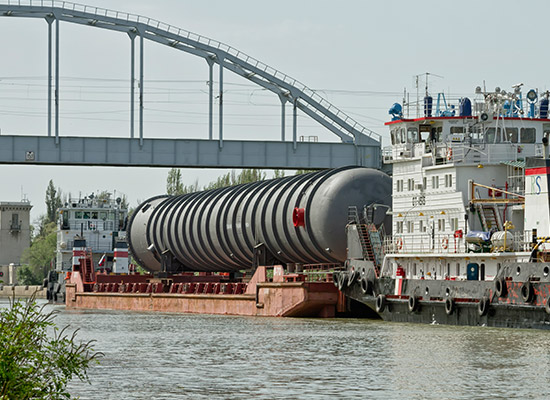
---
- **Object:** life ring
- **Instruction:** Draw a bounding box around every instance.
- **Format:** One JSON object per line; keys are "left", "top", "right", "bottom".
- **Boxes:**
{"left": 408, "top": 296, "right": 418, "bottom": 312}
{"left": 521, "top": 281, "right": 533, "bottom": 303}
{"left": 478, "top": 296, "right": 489, "bottom": 316}
{"left": 445, "top": 298, "right": 455, "bottom": 315}
{"left": 396, "top": 237, "right": 403, "bottom": 250}
{"left": 375, "top": 294, "right": 386, "bottom": 313}
{"left": 495, "top": 277, "right": 507, "bottom": 298}
{"left": 447, "top": 148, "right": 453, "bottom": 161}
{"left": 442, "top": 237, "right": 449, "bottom": 250}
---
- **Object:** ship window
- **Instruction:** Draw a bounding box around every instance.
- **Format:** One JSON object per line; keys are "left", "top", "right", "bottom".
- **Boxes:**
{"left": 419, "top": 220, "right": 424, "bottom": 232}
{"left": 83, "top": 212, "right": 90, "bottom": 219}
{"left": 396, "top": 180, "right": 403, "bottom": 192}
{"left": 456, "top": 263, "right": 460, "bottom": 276}
{"left": 485, "top": 127, "right": 502, "bottom": 143}
{"left": 438, "top": 219, "right": 445, "bottom": 231}
{"left": 445, "top": 174, "right": 453, "bottom": 188}
{"left": 450, "top": 127, "right": 464, "bottom": 134}
{"left": 400, "top": 128, "right": 406, "bottom": 143}
{"left": 91, "top": 211, "right": 98, "bottom": 219}
{"left": 407, "top": 221, "right": 414, "bottom": 233}
{"left": 396, "top": 221, "right": 404, "bottom": 234}
{"left": 504, "top": 127, "right": 518, "bottom": 143}
{"left": 450, "top": 218, "right": 459, "bottom": 231}
{"left": 432, "top": 176, "right": 439, "bottom": 189}
{"left": 75, "top": 211, "right": 83, "bottom": 219}
{"left": 423, "top": 177, "right": 427, "bottom": 189}
{"left": 407, "top": 127, "right": 419, "bottom": 143}
{"left": 520, "top": 127, "right": 536, "bottom": 143}
{"left": 413, "top": 263, "right": 417, "bottom": 277}
{"left": 408, "top": 178, "right": 414, "bottom": 191}
{"left": 100, "top": 212, "right": 107, "bottom": 220}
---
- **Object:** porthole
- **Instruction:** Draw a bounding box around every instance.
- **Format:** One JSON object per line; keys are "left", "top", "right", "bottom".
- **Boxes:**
{"left": 544, "top": 266, "right": 549, "bottom": 277}
{"left": 516, "top": 266, "right": 521, "bottom": 276}
{"left": 425, "top": 287, "right": 429, "bottom": 296}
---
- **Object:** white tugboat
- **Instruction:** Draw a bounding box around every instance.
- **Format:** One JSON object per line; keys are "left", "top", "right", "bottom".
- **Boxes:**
{"left": 46, "top": 193, "right": 128, "bottom": 302}
{"left": 338, "top": 82, "right": 550, "bottom": 328}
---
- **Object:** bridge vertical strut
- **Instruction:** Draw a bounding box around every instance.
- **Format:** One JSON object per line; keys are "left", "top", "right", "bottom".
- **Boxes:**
{"left": 208, "top": 60, "right": 213, "bottom": 141}
{"left": 293, "top": 99, "right": 297, "bottom": 150}
{"left": 54, "top": 16, "right": 59, "bottom": 144}
{"left": 218, "top": 57, "right": 223, "bottom": 149}
{"left": 139, "top": 32, "right": 144, "bottom": 146}
{"left": 281, "top": 101, "right": 285, "bottom": 141}
{"left": 47, "top": 17, "right": 52, "bottom": 137}
{"left": 129, "top": 32, "right": 135, "bottom": 139}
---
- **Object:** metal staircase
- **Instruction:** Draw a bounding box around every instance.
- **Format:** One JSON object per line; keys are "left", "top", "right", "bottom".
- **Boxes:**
{"left": 348, "top": 207, "right": 384, "bottom": 277}
{"left": 476, "top": 204, "right": 503, "bottom": 231}
{"left": 80, "top": 250, "right": 96, "bottom": 291}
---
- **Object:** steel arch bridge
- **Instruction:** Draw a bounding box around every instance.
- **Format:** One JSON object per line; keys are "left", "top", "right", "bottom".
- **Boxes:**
{"left": 0, "top": 1, "right": 381, "bottom": 170}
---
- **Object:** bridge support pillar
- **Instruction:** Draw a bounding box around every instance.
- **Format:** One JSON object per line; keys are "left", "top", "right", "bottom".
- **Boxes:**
{"left": 55, "top": 16, "right": 59, "bottom": 145}
{"left": 139, "top": 32, "right": 144, "bottom": 147}
{"left": 46, "top": 16, "right": 53, "bottom": 138}
{"left": 218, "top": 57, "right": 224, "bottom": 149}
{"left": 293, "top": 99, "right": 298, "bottom": 150}
{"left": 129, "top": 31, "right": 136, "bottom": 139}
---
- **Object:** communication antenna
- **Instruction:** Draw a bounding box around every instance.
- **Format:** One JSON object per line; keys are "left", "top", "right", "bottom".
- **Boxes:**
{"left": 414, "top": 72, "right": 444, "bottom": 117}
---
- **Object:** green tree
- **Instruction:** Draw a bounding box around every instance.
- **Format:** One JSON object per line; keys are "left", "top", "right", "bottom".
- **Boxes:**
{"left": 273, "top": 169, "right": 285, "bottom": 179}
{"left": 19, "top": 221, "right": 57, "bottom": 285}
{"left": 0, "top": 296, "right": 100, "bottom": 399}
{"left": 45, "top": 180, "right": 62, "bottom": 224}
{"left": 166, "top": 168, "right": 184, "bottom": 195}
{"left": 295, "top": 169, "right": 318, "bottom": 175}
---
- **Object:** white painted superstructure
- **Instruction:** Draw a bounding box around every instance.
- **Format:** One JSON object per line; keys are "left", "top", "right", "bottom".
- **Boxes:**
{"left": 382, "top": 84, "right": 550, "bottom": 281}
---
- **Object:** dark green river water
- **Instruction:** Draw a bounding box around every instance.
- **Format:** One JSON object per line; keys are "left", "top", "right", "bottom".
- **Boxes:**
{"left": 3, "top": 299, "right": 550, "bottom": 399}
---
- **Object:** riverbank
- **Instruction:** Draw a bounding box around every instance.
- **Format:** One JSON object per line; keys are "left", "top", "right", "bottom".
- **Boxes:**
{"left": 0, "top": 285, "right": 47, "bottom": 299}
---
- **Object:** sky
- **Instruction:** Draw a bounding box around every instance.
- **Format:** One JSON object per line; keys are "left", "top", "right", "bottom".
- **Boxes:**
{"left": 1, "top": 0, "right": 549, "bottom": 223}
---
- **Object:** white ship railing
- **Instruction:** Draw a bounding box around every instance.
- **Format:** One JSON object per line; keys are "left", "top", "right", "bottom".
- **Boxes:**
{"left": 385, "top": 231, "right": 532, "bottom": 255}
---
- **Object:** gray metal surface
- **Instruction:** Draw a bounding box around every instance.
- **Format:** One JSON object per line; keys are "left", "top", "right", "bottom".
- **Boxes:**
{"left": 0, "top": 135, "right": 380, "bottom": 168}
{"left": 128, "top": 167, "right": 392, "bottom": 272}
{"left": 0, "top": 1, "right": 381, "bottom": 170}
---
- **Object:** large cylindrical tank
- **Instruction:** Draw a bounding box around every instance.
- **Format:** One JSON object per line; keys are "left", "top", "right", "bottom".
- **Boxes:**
{"left": 128, "top": 166, "right": 391, "bottom": 272}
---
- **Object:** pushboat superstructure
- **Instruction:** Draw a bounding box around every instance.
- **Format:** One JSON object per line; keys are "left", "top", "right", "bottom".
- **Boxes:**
{"left": 338, "top": 82, "right": 550, "bottom": 328}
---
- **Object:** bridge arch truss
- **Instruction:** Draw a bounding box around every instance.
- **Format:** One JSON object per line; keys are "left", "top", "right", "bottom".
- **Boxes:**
{"left": 0, "top": 1, "right": 381, "bottom": 170}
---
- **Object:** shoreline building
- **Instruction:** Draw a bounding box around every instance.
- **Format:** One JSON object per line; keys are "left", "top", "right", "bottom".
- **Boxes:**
{"left": 0, "top": 200, "right": 32, "bottom": 284}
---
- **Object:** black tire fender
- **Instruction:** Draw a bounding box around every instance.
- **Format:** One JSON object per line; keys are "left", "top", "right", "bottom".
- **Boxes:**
{"left": 375, "top": 294, "right": 386, "bottom": 313}
{"left": 495, "top": 277, "right": 507, "bottom": 298}
{"left": 360, "top": 277, "right": 371, "bottom": 295}
{"left": 521, "top": 281, "right": 534, "bottom": 303}
{"left": 478, "top": 296, "right": 489, "bottom": 316}
{"left": 445, "top": 298, "right": 454, "bottom": 315}
{"left": 408, "top": 296, "right": 418, "bottom": 312}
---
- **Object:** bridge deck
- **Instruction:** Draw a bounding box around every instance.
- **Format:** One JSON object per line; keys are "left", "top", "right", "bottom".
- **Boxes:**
{"left": 0, "top": 135, "right": 379, "bottom": 169}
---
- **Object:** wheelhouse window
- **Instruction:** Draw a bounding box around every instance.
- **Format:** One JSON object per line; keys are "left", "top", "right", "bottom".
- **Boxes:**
{"left": 407, "top": 127, "right": 419, "bottom": 143}
{"left": 520, "top": 127, "right": 536, "bottom": 143}
{"left": 485, "top": 127, "right": 502, "bottom": 143}
{"left": 504, "top": 127, "right": 518, "bottom": 143}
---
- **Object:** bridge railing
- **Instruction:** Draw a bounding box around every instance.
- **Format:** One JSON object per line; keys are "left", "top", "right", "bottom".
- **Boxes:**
{"left": 0, "top": 0, "right": 381, "bottom": 143}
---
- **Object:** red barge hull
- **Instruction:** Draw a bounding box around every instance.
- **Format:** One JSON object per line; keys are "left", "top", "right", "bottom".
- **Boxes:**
{"left": 65, "top": 265, "right": 340, "bottom": 318}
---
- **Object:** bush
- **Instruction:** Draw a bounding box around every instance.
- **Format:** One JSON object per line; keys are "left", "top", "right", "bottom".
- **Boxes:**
{"left": 0, "top": 296, "right": 101, "bottom": 399}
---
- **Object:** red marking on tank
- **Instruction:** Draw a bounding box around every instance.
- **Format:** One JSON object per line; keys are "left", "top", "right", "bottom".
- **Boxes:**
{"left": 293, "top": 207, "right": 305, "bottom": 227}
